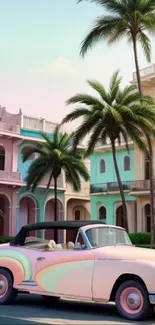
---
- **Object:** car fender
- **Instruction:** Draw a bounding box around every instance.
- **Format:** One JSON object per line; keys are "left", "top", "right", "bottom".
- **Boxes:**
{"left": 93, "top": 258, "right": 155, "bottom": 301}
{"left": 0, "top": 249, "right": 32, "bottom": 287}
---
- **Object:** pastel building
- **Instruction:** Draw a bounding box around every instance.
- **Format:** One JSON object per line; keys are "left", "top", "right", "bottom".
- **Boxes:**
{"left": 90, "top": 140, "right": 137, "bottom": 233}
{"left": 90, "top": 64, "right": 155, "bottom": 233}
{"left": 131, "top": 64, "right": 155, "bottom": 232}
{"left": 0, "top": 106, "right": 90, "bottom": 237}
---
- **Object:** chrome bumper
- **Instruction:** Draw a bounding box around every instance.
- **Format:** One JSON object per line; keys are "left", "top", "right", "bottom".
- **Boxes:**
{"left": 149, "top": 293, "right": 155, "bottom": 304}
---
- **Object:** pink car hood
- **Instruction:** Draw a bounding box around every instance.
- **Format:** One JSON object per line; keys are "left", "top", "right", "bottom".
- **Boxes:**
{"left": 96, "top": 245, "right": 155, "bottom": 262}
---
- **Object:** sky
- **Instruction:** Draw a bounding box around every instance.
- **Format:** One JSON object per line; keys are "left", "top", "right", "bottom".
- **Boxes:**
{"left": 0, "top": 0, "right": 155, "bottom": 132}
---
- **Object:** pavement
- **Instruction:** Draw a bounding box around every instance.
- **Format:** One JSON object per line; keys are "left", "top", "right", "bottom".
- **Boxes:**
{"left": 0, "top": 294, "right": 154, "bottom": 325}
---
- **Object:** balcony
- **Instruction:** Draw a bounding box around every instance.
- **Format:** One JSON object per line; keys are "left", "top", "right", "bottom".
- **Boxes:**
{"left": 90, "top": 182, "right": 132, "bottom": 194}
{"left": 23, "top": 115, "right": 58, "bottom": 133}
{"left": 90, "top": 180, "right": 155, "bottom": 194}
{"left": 133, "top": 64, "right": 155, "bottom": 81}
{"left": 0, "top": 122, "right": 20, "bottom": 134}
{"left": 0, "top": 170, "right": 22, "bottom": 183}
{"left": 130, "top": 180, "right": 155, "bottom": 192}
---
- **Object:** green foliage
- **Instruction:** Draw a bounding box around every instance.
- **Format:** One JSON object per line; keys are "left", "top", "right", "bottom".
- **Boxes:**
{"left": 136, "top": 244, "right": 155, "bottom": 249}
{"left": 62, "top": 71, "right": 155, "bottom": 156}
{"left": 23, "top": 126, "right": 90, "bottom": 192}
{"left": 0, "top": 236, "right": 14, "bottom": 244}
{"left": 79, "top": 0, "right": 155, "bottom": 60}
{"left": 129, "top": 232, "right": 151, "bottom": 245}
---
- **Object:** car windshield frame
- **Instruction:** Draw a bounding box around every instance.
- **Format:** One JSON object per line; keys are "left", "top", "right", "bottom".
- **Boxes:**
{"left": 84, "top": 226, "right": 132, "bottom": 249}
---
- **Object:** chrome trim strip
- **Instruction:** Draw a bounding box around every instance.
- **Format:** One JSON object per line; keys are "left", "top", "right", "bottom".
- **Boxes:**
{"left": 97, "top": 258, "right": 136, "bottom": 261}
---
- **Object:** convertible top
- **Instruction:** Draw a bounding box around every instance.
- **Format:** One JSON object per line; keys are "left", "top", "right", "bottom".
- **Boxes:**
{"left": 10, "top": 220, "right": 105, "bottom": 246}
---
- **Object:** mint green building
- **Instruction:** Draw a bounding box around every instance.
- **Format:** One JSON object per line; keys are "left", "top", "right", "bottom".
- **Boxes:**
{"left": 90, "top": 143, "right": 136, "bottom": 232}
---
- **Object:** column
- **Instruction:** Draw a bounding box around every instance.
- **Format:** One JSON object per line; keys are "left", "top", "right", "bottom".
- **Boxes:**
{"left": 11, "top": 190, "right": 19, "bottom": 236}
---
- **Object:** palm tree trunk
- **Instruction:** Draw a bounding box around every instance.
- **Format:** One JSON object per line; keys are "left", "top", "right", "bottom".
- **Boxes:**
{"left": 133, "top": 38, "right": 143, "bottom": 96}
{"left": 54, "top": 176, "right": 58, "bottom": 242}
{"left": 146, "top": 136, "right": 155, "bottom": 248}
{"left": 111, "top": 139, "right": 129, "bottom": 232}
{"left": 132, "top": 37, "right": 155, "bottom": 247}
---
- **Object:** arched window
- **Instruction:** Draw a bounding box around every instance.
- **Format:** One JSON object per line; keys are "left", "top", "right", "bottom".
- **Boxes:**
{"left": 0, "top": 146, "right": 5, "bottom": 170}
{"left": 124, "top": 156, "right": 130, "bottom": 171}
{"left": 99, "top": 206, "right": 106, "bottom": 220}
{"left": 100, "top": 159, "right": 105, "bottom": 173}
{"left": 144, "top": 204, "right": 150, "bottom": 232}
{"left": 21, "top": 146, "right": 35, "bottom": 161}
{"left": 75, "top": 209, "right": 80, "bottom": 220}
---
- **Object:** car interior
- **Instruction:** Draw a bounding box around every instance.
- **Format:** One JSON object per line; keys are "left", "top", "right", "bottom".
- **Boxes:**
{"left": 23, "top": 232, "right": 86, "bottom": 251}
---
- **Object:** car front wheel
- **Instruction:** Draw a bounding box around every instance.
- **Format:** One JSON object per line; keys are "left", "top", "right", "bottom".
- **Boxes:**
{"left": 0, "top": 268, "right": 18, "bottom": 304}
{"left": 115, "top": 280, "right": 152, "bottom": 321}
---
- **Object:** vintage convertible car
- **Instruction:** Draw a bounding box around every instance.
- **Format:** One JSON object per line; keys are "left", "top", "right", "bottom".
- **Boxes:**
{"left": 0, "top": 220, "right": 155, "bottom": 321}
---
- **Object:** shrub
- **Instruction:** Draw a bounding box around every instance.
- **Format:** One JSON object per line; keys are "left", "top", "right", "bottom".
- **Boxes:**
{"left": 136, "top": 244, "right": 155, "bottom": 249}
{"left": 0, "top": 236, "right": 14, "bottom": 244}
{"left": 129, "top": 232, "right": 151, "bottom": 245}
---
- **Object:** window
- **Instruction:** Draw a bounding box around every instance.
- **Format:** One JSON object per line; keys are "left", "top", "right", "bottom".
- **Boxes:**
{"left": 144, "top": 153, "right": 150, "bottom": 180}
{"left": 75, "top": 209, "right": 80, "bottom": 220}
{"left": 100, "top": 159, "right": 105, "bottom": 173}
{"left": 86, "top": 227, "right": 132, "bottom": 248}
{"left": 99, "top": 206, "right": 106, "bottom": 220}
{"left": 124, "top": 156, "right": 130, "bottom": 171}
{"left": 144, "top": 204, "right": 150, "bottom": 232}
{"left": 0, "top": 146, "right": 5, "bottom": 170}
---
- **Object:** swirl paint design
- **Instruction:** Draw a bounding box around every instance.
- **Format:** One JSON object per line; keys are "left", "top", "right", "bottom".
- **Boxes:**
{"left": 0, "top": 250, "right": 32, "bottom": 281}
{"left": 35, "top": 260, "right": 94, "bottom": 293}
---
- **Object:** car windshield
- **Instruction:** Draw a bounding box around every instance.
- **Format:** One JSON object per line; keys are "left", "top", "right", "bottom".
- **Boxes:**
{"left": 85, "top": 227, "right": 132, "bottom": 248}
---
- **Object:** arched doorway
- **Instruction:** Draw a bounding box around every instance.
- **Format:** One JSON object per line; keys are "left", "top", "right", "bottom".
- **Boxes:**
{"left": 0, "top": 195, "right": 10, "bottom": 236}
{"left": 19, "top": 196, "right": 37, "bottom": 237}
{"left": 66, "top": 201, "right": 90, "bottom": 243}
{"left": 99, "top": 206, "right": 106, "bottom": 221}
{"left": 44, "top": 198, "right": 64, "bottom": 241}
{"left": 144, "top": 204, "right": 150, "bottom": 232}
{"left": 116, "top": 205, "right": 124, "bottom": 228}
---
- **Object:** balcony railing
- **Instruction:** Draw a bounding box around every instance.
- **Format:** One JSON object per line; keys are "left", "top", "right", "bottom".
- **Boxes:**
{"left": 133, "top": 64, "right": 155, "bottom": 81}
{"left": 0, "top": 122, "right": 20, "bottom": 133}
{"left": 131, "top": 180, "right": 155, "bottom": 191}
{"left": 0, "top": 170, "right": 22, "bottom": 182}
{"left": 90, "top": 180, "right": 155, "bottom": 194}
{"left": 23, "top": 115, "right": 58, "bottom": 133}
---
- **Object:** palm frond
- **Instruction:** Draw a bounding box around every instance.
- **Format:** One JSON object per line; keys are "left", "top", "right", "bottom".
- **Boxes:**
{"left": 66, "top": 93, "right": 104, "bottom": 107}
{"left": 80, "top": 15, "right": 121, "bottom": 56}
{"left": 87, "top": 80, "right": 109, "bottom": 104}
{"left": 138, "top": 31, "right": 151, "bottom": 62}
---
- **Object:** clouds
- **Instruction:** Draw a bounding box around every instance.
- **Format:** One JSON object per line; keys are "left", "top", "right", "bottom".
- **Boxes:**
{"left": 36, "top": 57, "right": 81, "bottom": 77}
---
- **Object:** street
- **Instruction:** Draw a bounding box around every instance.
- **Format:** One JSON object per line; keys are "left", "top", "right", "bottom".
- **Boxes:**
{"left": 0, "top": 294, "right": 154, "bottom": 325}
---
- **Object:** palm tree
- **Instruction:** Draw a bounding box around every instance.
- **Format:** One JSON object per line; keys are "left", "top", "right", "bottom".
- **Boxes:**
{"left": 79, "top": 0, "right": 155, "bottom": 95}
{"left": 77, "top": 0, "right": 155, "bottom": 245}
{"left": 22, "top": 126, "right": 90, "bottom": 239}
{"left": 62, "top": 71, "right": 155, "bottom": 232}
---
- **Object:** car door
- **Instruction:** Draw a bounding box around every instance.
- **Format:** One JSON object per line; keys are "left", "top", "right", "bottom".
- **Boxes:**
{"left": 35, "top": 231, "right": 95, "bottom": 300}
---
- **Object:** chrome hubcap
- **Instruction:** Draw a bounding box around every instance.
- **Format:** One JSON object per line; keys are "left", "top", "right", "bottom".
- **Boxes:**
{"left": 127, "top": 293, "right": 140, "bottom": 310}
{"left": 0, "top": 279, "right": 6, "bottom": 295}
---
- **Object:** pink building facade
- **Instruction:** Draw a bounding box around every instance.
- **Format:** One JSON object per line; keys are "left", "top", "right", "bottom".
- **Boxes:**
{"left": 0, "top": 106, "right": 65, "bottom": 237}
{"left": 0, "top": 106, "right": 90, "bottom": 238}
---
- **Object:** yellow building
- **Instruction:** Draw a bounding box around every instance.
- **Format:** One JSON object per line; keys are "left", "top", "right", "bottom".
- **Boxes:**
{"left": 130, "top": 64, "right": 155, "bottom": 232}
